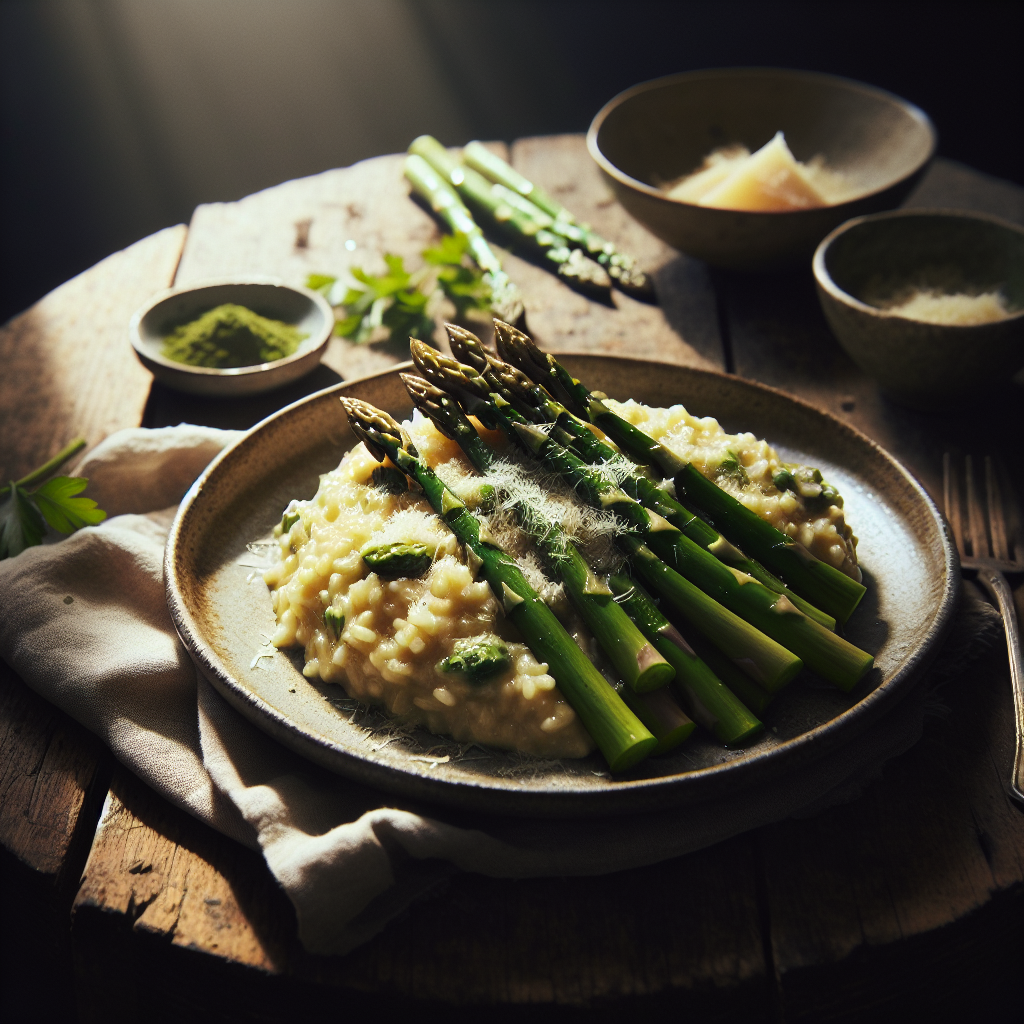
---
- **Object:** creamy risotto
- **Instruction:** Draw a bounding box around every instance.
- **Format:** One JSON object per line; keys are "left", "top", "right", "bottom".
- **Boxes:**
{"left": 264, "top": 400, "right": 859, "bottom": 757}
{"left": 605, "top": 399, "right": 859, "bottom": 579}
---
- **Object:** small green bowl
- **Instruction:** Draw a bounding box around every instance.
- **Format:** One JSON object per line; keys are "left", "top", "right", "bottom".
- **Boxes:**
{"left": 130, "top": 278, "right": 334, "bottom": 397}
{"left": 813, "top": 210, "right": 1024, "bottom": 409}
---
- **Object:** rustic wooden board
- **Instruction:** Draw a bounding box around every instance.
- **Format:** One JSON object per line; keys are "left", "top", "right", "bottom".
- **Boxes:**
{"left": 0, "top": 225, "right": 187, "bottom": 481}
{"left": 73, "top": 766, "right": 768, "bottom": 1022}
{"left": 506, "top": 134, "right": 723, "bottom": 370}
{"left": 171, "top": 137, "right": 723, "bottom": 378}
{"left": 0, "top": 223, "right": 188, "bottom": 1021}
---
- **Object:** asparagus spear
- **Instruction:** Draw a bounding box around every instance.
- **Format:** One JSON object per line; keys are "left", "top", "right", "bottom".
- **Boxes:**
{"left": 490, "top": 320, "right": 837, "bottom": 630}
{"left": 462, "top": 141, "right": 655, "bottom": 301}
{"left": 339, "top": 398, "right": 656, "bottom": 771}
{"left": 404, "top": 154, "right": 524, "bottom": 326}
{"left": 607, "top": 574, "right": 763, "bottom": 745}
{"left": 620, "top": 535, "right": 802, "bottom": 693}
{"left": 616, "top": 685, "right": 696, "bottom": 754}
{"left": 609, "top": 573, "right": 776, "bottom": 719}
{"left": 408, "top": 136, "right": 613, "bottom": 299}
{"left": 402, "top": 368, "right": 675, "bottom": 695}
{"left": 408, "top": 339, "right": 804, "bottom": 693}
{"left": 491, "top": 324, "right": 867, "bottom": 624}
{"left": 513, "top": 423, "right": 873, "bottom": 692}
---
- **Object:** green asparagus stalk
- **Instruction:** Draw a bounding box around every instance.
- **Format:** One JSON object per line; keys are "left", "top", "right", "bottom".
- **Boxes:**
{"left": 409, "top": 338, "right": 804, "bottom": 693}
{"left": 339, "top": 398, "right": 656, "bottom": 771}
{"left": 620, "top": 535, "right": 802, "bottom": 692}
{"left": 513, "top": 423, "right": 873, "bottom": 692}
{"left": 404, "top": 154, "right": 524, "bottom": 326}
{"left": 409, "top": 136, "right": 613, "bottom": 298}
{"left": 489, "top": 324, "right": 867, "bottom": 624}
{"left": 608, "top": 574, "right": 763, "bottom": 744}
{"left": 616, "top": 685, "right": 696, "bottom": 754}
{"left": 462, "top": 141, "right": 655, "bottom": 301}
{"left": 490, "top": 320, "right": 837, "bottom": 630}
{"left": 684, "top": 631, "right": 776, "bottom": 719}
{"left": 402, "top": 367, "right": 674, "bottom": 695}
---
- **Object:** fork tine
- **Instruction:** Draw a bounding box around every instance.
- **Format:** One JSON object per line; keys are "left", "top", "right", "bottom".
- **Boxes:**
{"left": 965, "top": 454, "right": 990, "bottom": 560}
{"left": 943, "top": 452, "right": 965, "bottom": 555}
{"left": 986, "top": 456, "right": 1011, "bottom": 562}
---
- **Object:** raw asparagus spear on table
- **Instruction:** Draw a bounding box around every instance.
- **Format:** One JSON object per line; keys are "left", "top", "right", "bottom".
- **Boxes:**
{"left": 339, "top": 397, "right": 657, "bottom": 772}
{"left": 408, "top": 136, "right": 613, "bottom": 299}
{"left": 408, "top": 336, "right": 804, "bottom": 698}
{"left": 462, "top": 140, "right": 655, "bottom": 301}
{"left": 493, "top": 324, "right": 868, "bottom": 625}
{"left": 488, "top": 320, "right": 836, "bottom": 630}
{"left": 403, "top": 153, "right": 524, "bottom": 326}
{"left": 402, "top": 371, "right": 695, "bottom": 752}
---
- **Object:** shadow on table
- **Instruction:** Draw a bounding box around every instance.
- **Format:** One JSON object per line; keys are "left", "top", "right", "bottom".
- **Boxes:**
{"left": 142, "top": 364, "right": 345, "bottom": 431}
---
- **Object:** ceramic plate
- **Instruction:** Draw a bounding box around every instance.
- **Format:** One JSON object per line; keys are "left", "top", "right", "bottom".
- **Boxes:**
{"left": 166, "top": 356, "right": 959, "bottom": 816}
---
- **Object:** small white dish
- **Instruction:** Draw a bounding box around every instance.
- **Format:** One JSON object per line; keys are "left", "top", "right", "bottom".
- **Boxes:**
{"left": 129, "top": 278, "right": 335, "bottom": 397}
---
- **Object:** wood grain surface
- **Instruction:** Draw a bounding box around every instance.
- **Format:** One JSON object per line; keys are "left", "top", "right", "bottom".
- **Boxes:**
{"left": 0, "top": 224, "right": 188, "bottom": 1020}
{"left": 2, "top": 138, "right": 1022, "bottom": 1023}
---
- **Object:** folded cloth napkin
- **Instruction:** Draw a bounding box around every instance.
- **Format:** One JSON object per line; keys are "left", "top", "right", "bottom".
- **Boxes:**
{"left": 0, "top": 426, "right": 1000, "bottom": 956}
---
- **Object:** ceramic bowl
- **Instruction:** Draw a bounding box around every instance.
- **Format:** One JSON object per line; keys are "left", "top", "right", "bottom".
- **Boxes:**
{"left": 813, "top": 210, "right": 1024, "bottom": 409}
{"left": 587, "top": 68, "right": 936, "bottom": 271}
{"left": 130, "top": 279, "right": 335, "bottom": 397}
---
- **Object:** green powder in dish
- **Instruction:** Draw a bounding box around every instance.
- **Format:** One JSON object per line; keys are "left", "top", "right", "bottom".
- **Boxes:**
{"left": 161, "top": 303, "right": 307, "bottom": 368}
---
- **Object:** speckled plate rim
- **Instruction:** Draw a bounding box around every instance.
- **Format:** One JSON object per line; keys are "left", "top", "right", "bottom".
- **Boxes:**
{"left": 166, "top": 356, "right": 960, "bottom": 817}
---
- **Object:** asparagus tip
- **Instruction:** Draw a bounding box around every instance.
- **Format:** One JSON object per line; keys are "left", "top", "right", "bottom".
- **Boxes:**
{"left": 445, "top": 322, "right": 491, "bottom": 371}
{"left": 340, "top": 398, "right": 408, "bottom": 464}
{"left": 493, "top": 319, "right": 551, "bottom": 378}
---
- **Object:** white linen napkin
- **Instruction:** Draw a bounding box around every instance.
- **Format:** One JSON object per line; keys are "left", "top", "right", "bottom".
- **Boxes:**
{"left": 0, "top": 426, "right": 999, "bottom": 956}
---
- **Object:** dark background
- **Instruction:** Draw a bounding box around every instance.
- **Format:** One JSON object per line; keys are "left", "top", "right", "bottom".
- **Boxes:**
{"left": 2, "top": 0, "right": 1021, "bottom": 325}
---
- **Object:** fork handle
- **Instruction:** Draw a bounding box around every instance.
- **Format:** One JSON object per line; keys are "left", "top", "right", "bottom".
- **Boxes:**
{"left": 977, "top": 569, "right": 1024, "bottom": 806}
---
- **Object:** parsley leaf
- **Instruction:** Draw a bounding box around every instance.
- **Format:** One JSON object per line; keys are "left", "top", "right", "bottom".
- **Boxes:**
{"left": 0, "top": 438, "right": 108, "bottom": 560}
{"left": 306, "top": 274, "right": 337, "bottom": 295}
{"left": 32, "top": 476, "right": 107, "bottom": 533}
{"left": 307, "top": 233, "right": 492, "bottom": 346}
{"left": 0, "top": 485, "right": 46, "bottom": 560}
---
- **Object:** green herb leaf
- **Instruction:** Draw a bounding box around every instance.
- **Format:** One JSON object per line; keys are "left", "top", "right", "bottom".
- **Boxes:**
{"left": 314, "top": 233, "right": 491, "bottom": 345}
{"left": 306, "top": 274, "right": 338, "bottom": 295}
{"left": 32, "top": 476, "right": 107, "bottom": 533}
{"left": 422, "top": 232, "right": 471, "bottom": 267}
{"left": 0, "top": 484, "right": 46, "bottom": 560}
{"left": 718, "top": 451, "right": 749, "bottom": 483}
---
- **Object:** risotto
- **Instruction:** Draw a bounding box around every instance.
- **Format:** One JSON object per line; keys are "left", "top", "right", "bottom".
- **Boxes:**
{"left": 263, "top": 400, "right": 859, "bottom": 758}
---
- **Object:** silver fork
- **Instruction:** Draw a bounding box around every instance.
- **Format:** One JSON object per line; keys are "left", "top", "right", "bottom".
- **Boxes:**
{"left": 943, "top": 453, "right": 1024, "bottom": 805}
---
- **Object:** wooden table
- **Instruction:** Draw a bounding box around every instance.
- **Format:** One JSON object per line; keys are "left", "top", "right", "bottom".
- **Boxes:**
{"left": 2, "top": 137, "right": 1022, "bottom": 1023}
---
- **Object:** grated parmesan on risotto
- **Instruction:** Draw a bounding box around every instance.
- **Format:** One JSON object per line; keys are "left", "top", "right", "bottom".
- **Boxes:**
{"left": 263, "top": 400, "right": 860, "bottom": 759}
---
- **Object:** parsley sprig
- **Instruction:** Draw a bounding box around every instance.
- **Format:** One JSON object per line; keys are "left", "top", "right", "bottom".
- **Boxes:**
{"left": 308, "top": 233, "right": 492, "bottom": 345}
{"left": 0, "top": 439, "right": 107, "bottom": 560}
